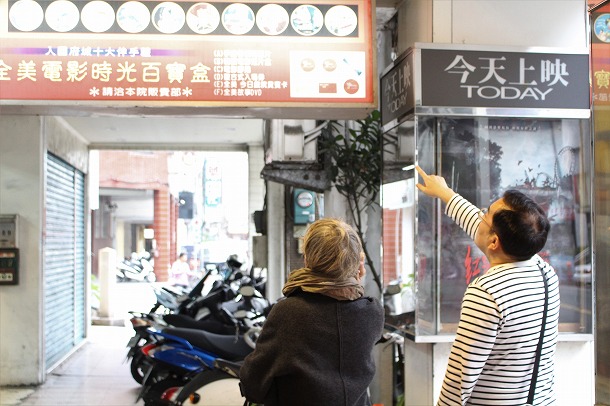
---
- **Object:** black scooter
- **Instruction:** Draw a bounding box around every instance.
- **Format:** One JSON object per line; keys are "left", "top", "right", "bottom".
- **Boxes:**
{"left": 126, "top": 260, "right": 269, "bottom": 385}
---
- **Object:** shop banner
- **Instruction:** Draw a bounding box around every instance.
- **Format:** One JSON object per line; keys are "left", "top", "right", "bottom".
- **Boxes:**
{"left": 419, "top": 45, "right": 590, "bottom": 110}
{"left": 0, "top": 0, "right": 374, "bottom": 109}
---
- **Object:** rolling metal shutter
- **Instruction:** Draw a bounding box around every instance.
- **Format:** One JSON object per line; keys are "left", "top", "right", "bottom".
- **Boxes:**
{"left": 44, "top": 153, "right": 86, "bottom": 370}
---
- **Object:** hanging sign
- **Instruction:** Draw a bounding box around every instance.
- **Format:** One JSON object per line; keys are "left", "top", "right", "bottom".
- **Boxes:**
{"left": 0, "top": 0, "right": 375, "bottom": 116}
{"left": 418, "top": 44, "right": 590, "bottom": 111}
{"left": 380, "top": 49, "right": 414, "bottom": 129}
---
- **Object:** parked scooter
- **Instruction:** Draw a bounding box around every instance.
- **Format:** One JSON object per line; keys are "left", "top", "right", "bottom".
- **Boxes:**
{"left": 124, "top": 254, "right": 263, "bottom": 347}
{"left": 126, "top": 311, "right": 247, "bottom": 385}
{"left": 137, "top": 322, "right": 260, "bottom": 406}
{"left": 126, "top": 273, "right": 269, "bottom": 385}
{"left": 117, "top": 251, "right": 156, "bottom": 283}
{"left": 159, "top": 359, "right": 245, "bottom": 406}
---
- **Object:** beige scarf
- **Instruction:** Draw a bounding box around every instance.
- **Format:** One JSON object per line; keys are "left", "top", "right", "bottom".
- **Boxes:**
{"left": 282, "top": 267, "right": 364, "bottom": 301}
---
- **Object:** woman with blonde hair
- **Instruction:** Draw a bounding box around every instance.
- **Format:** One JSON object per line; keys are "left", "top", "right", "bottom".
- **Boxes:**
{"left": 240, "top": 218, "right": 384, "bottom": 406}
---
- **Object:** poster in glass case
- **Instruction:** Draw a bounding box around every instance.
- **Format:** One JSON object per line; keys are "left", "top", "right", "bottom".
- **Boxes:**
{"left": 435, "top": 117, "right": 592, "bottom": 333}
{"left": 409, "top": 116, "right": 592, "bottom": 336}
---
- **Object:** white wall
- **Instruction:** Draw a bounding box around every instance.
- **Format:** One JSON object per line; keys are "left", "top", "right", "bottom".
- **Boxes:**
{"left": 404, "top": 340, "right": 595, "bottom": 405}
{"left": 0, "top": 115, "right": 44, "bottom": 384}
{"left": 428, "top": 340, "right": 594, "bottom": 406}
{"left": 0, "top": 116, "right": 89, "bottom": 385}
{"left": 440, "top": 0, "right": 587, "bottom": 48}
{"left": 395, "top": 0, "right": 588, "bottom": 57}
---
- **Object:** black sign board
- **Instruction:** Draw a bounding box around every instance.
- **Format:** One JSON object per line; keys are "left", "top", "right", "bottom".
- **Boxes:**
{"left": 380, "top": 50, "right": 415, "bottom": 128}
{"left": 420, "top": 48, "right": 590, "bottom": 110}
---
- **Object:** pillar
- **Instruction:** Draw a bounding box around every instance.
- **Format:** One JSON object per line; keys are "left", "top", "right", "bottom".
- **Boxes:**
{"left": 154, "top": 188, "right": 171, "bottom": 282}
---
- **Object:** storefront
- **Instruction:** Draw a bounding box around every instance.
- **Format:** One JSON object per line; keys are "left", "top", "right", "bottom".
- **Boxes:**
{"left": 380, "top": 43, "right": 593, "bottom": 405}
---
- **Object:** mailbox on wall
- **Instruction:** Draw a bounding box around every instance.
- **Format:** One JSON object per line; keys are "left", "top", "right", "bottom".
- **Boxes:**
{"left": 0, "top": 215, "right": 19, "bottom": 285}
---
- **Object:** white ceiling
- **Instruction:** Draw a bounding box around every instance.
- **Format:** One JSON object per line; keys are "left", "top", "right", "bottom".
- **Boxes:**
{"left": 61, "top": 115, "right": 266, "bottom": 150}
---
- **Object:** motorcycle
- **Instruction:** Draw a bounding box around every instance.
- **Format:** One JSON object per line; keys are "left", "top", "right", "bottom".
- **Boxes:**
{"left": 136, "top": 321, "right": 260, "bottom": 406}
{"left": 159, "top": 359, "right": 245, "bottom": 406}
{"left": 126, "top": 279, "right": 269, "bottom": 385}
{"left": 117, "top": 251, "right": 156, "bottom": 283}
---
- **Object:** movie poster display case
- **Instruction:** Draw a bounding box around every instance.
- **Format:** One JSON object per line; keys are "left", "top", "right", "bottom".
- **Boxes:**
{"left": 380, "top": 43, "right": 593, "bottom": 341}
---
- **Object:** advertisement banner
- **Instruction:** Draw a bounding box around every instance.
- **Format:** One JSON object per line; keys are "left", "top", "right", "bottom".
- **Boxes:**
{"left": 0, "top": 0, "right": 375, "bottom": 111}
{"left": 419, "top": 45, "right": 590, "bottom": 110}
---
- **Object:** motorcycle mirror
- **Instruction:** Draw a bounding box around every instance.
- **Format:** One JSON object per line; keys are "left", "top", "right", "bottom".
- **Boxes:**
{"left": 239, "top": 285, "right": 256, "bottom": 297}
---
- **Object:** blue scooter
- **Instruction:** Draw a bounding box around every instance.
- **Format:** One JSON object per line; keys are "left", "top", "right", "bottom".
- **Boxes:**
{"left": 159, "top": 358, "right": 245, "bottom": 406}
{"left": 137, "top": 318, "right": 261, "bottom": 405}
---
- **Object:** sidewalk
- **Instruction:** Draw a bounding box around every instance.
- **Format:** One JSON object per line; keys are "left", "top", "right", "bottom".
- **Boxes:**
{"left": 0, "top": 282, "right": 244, "bottom": 406}
{"left": 0, "top": 325, "right": 144, "bottom": 406}
{"left": 0, "top": 282, "right": 156, "bottom": 406}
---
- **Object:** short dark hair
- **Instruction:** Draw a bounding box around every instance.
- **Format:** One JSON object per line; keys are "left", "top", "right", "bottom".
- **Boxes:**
{"left": 491, "top": 189, "right": 550, "bottom": 260}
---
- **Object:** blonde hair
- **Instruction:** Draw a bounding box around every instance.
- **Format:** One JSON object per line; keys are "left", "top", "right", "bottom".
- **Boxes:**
{"left": 302, "top": 218, "right": 363, "bottom": 280}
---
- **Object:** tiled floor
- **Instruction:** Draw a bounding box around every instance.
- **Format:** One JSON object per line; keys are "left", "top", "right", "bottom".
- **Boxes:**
{"left": 0, "top": 282, "right": 245, "bottom": 406}
{"left": 0, "top": 281, "right": 156, "bottom": 406}
{"left": 0, "top": 325, "right": 144, "bottom": 406}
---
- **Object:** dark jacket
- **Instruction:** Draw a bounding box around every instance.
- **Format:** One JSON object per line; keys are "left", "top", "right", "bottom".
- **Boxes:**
{"left": 239, "top": 289, "right": 384, "bottom": 406}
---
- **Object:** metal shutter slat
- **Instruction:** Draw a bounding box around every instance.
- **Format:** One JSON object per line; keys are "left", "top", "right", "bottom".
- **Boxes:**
{"left": 44, "top": 154, "right": 86, "bottom": 370}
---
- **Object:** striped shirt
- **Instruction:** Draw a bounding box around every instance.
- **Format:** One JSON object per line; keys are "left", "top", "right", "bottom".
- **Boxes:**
{"left": 437, "top": 194, "right": 560, "bottom": 406}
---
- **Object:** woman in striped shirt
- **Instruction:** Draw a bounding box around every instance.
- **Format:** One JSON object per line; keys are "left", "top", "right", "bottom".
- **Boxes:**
{"left": 416, "top": 166, "right": 559, "bottom": 406}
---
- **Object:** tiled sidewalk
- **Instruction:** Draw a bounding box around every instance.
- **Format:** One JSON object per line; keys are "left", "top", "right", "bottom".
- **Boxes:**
{"left": 0, "top": 325, "right": 143, "bottom": 406}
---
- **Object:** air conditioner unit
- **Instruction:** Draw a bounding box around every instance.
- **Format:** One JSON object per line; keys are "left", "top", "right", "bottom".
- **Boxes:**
{"left": 267, "top": 119, "right": 318, "bottom": 162}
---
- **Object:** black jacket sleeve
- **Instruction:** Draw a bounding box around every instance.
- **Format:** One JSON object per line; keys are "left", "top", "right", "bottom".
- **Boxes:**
{"left": 239, "top": 299, "right": 290, "bottom": 403}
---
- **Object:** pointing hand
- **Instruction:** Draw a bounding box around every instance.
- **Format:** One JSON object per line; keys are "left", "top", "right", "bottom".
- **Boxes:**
{"left": 415, "top": 165, "right": 456, "bottom": 204}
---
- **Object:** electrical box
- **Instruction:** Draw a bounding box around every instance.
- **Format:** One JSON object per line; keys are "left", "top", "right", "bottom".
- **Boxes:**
{"left": 0, "top": 248, "right": 19, "bottom": 285}
{"left": 293, "top": 189, "right": 316, "bottom": 224}
{"left": 0, "top": 215, "right": 18, "bottom": 285}
{"left": 0, "top": 215, "right": 17, "bottom": 248}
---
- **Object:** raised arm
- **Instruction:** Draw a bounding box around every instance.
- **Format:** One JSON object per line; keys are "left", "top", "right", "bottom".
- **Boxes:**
{"left": 416, "top": 165, "right": 482, "bottom": 243}
{"left": 415, "top": 165, "right": 457, "bottom": 204}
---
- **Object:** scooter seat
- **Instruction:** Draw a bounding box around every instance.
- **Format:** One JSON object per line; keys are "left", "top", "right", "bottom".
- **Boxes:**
{"left": 163, "top": 314, "right": 236, "bottom": 335}
{"left": 164, "top": 327, "right": 253, "bottom": 361}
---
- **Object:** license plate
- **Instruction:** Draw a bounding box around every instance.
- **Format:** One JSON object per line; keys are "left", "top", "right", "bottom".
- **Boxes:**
{"left": 127, "top": 335, "right": 140, "bottom": 348}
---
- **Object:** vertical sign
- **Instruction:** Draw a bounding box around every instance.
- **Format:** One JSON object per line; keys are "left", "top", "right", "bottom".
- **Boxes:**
{"left": 380, "top": 50, "right": 415, "bottom": 130}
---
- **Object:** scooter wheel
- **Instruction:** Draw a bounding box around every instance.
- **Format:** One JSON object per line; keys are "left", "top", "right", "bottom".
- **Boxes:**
{"left": 130, "top": 352, "right": 147, "bottom": 385}
{"left": 143, "top": 377, "right": 183, "bottom": 406}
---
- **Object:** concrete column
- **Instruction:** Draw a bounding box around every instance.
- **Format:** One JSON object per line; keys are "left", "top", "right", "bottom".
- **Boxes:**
{"left": 266, "top": 181, "right": 285, "bottom": 302}
{"left": 0, "top": 115, "right": 44, "bottom": 385}
{"left": 97, "top": 247, "right": 117, "bottom": 320}
{"left": 248, "top": 144, "right": 265, "bottom": 256}
{"left": 154, "top": 188, "right": 171, "bottom": 281}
